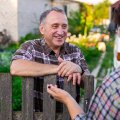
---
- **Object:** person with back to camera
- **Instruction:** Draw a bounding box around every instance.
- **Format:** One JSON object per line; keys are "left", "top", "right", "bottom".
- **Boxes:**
{"left": 47, "top": 66, "right": 120, "bottom": 119}
{"left": 10, "top": 7, "right": 89, "bottom": 112}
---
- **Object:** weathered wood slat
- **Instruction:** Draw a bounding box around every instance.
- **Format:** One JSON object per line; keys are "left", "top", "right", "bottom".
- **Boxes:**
{"left": 22, "top": 77, "right": 34, "bottom": 120}
{"left": 83, "top": 75, "right": 94, "bottom": 112}
{"left": 63, "top": 79, "right": 76, "bottom": 120}
{"left": 0, "top": 73, "right": 12, "bottom": 120}
{"left": 43, "top": 75, "right": 56, "bottom": 120}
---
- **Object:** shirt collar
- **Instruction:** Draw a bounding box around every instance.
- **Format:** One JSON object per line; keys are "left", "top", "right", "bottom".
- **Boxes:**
{"left": 41, "top": 39, "right": 69, "bottom": 55}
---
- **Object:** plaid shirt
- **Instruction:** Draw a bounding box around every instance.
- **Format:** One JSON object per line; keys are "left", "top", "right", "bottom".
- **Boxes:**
{"left": 75, "top": 67, "right": 120, "bottom": 120}
{"left": 12, "top": 39, "right": 89, "bottom": 112}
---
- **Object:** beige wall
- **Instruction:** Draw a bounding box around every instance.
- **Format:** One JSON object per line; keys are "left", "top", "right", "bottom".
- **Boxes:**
{"left": 18, "top": 0, "right": 51, "bottom": 40}
{"left": 0, "top": 0, "right": 51, "bottom": 41}
{"left": 0, "top": 0, "right": 18, "bottom": 41}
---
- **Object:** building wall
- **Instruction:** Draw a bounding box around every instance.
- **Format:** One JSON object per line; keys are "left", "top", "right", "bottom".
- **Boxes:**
{"left": 0, "top": 0, "right": 18, "bottom": 41}
{"left": 0, "top": 0, "right": 51, "bottom": 41}
{"left": 18, "top": 0, "right": 51, "bottom": 39}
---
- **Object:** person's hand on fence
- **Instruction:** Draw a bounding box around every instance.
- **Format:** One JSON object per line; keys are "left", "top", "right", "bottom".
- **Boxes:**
{"left": 66, "top": 72, "right": 81, "bottom": 85}
{"left": 58, "top": 57, "right": 82, "bottom": 85}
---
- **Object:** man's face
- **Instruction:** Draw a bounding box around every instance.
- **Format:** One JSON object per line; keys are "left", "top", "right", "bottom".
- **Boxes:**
{"left": 40, "top": 11, "right": 68, "bottom": 49}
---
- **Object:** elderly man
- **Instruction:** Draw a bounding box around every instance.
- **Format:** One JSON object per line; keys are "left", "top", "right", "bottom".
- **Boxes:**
{"left": 10, "top": 7, "right": 89, "bottom": 112}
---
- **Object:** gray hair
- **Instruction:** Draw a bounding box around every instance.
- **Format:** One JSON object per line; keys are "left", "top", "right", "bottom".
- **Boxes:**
{"left": 39, "top": 7, "right": 66, "bottom": 25}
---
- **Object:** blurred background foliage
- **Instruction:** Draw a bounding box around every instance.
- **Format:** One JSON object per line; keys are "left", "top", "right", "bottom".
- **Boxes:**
{"left": 68, "top": 3, "right": 94, "bottom": 36}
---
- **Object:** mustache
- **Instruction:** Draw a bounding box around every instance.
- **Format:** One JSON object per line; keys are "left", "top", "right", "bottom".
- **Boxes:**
{"left": 53, "top": 34, "right": 66, "bottom": 38}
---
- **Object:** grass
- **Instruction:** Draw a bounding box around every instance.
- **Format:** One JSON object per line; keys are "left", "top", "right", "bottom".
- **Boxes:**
{"left": 80, "top": 46, "right": 102, "bottom": 72}
{"left": 97, "top": 38, "right": 114, "bottom": 87}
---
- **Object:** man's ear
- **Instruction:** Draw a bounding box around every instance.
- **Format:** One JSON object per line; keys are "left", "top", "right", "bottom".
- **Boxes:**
{"left": 39, "top": 24, "right": 44, "bottom": 35}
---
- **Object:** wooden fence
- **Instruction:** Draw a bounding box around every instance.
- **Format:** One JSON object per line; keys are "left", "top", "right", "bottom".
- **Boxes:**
{"left": 0, "top": 73, "right": 94, "bottom": 120}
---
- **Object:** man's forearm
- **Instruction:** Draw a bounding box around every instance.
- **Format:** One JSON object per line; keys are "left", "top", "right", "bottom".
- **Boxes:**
{"left": 10, "top": 59, "right": 58, "bottom": 76}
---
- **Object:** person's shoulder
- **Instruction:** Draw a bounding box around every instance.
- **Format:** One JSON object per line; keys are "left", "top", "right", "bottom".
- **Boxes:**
{"left": 21, "top": 38, "right": 42, "bottom": 47}
{"left": 65, "top": 42, "right": 77, "bottom": 47}
{"left": 102, "top": 67, "right": 120, "bottom": 91}
{"left": 65, "top": 42, "right": 80, "bottom": 52}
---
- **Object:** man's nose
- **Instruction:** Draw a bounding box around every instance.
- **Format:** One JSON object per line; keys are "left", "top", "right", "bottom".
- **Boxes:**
{"left": 57, "top": 27, "right": 64, "bottom": 35}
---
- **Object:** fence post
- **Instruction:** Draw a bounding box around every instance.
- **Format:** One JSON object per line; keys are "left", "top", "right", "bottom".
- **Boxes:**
{"left": 22, "top": 77, "right": 34, "bottom": 120}
{"left": 63, "top": 78, "right": 76, "bottom": 120}
{"left": 0, "top": 73, "right": 12, "bottom": 120}
{"left": 83, "top": 75, "right": 94, "bottom": 112}
{"left": 43, "top": 75, "right": 56, "bottom": 120}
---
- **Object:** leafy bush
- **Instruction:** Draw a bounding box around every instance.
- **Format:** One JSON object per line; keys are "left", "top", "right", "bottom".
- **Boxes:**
{"left": 12, "top": 76, "right": 22, "bottom": 111}
{"left": 7, "top": 42, "right": 19, "bottom": 51}
{"left": 68, "top": 11, "right": 85, "bottom": 35}
{"left": 68, "top": 3, "right": 93, "bottom": 35}
{"left": 98, "top": 39, "right": 114, "bottom": 78}
{"left": 0, "top": 51, "right": 13, "bottom": 72}
{"left": 80, "top": 45, "right": 101, "bottom": 71}
{"left": 20, "top": 33, "right": 41, "bottom": 44}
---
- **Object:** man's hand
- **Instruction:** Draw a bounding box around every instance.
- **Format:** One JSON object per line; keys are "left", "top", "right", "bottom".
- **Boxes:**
{"left": 58, "top": 57, "right": 82, "bottom": 76}
{"left": 67, "top": 73, "right": 81, "bottom": 85}
{"left": 58, "top": 57, "right": 82, "bottom": 85}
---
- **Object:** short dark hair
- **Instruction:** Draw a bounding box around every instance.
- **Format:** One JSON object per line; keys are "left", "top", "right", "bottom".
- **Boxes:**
{"left": 113, "top": 6, "right": 120, "bottom": 25}
{"left": 39, "top": 7, "right": 66, "bottom": 25}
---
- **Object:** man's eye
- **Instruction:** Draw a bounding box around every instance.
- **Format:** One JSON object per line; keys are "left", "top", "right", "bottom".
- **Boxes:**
{"left": 62, "top": 25, "right": 67, "bottom": 29}
{"left": 52, "top": 25, "right": 58, "bottom": 28}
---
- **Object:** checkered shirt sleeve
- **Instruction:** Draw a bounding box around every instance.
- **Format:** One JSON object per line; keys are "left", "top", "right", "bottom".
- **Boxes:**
{"left": 12, "top": 40, "right": 35, "bottom": 61}
{"left": 74, "top": 67, "right": 120, "bottom": 120}
{"left": 86, "top": 67, "right": 120, "bottom": 120}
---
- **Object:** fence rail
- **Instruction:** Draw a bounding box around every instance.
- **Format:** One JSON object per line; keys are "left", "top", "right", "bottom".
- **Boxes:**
{"left": 0, "top": 73, "right": 94, "bottom": 120}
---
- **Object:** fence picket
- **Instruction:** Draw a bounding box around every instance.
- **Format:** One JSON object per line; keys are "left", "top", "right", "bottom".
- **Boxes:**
{"left": 43, "top": 75, "right": 56, "bottom": 120}
{"left": 83, "top": 75, "right": 94, "bottom": 112}
{"left": 0, "top": 73, "right": 12, "bottom": 120}
{"left": 22, "top": 77, "right": 34, "bottom": 120}
{"left": 62, "top": 78, "right": 76, "bottom": 120}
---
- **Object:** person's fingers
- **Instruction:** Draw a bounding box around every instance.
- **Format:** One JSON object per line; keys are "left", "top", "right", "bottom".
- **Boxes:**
{"left": 58, "top": 57, "right": 64, "bottom": 63}
{"left": 65, "top": 64, "right": 77, "bottom": 76}
{"left": 61, "top": 67, "right": 70, "bottom": 77}
{"left": 58, "top": 62, "right": 66, "bottom": 73}
{"left": 65, "top": 68, "right": 73, "bottom": 76}
{"left": 77, "top": 73, "right": 81, "bottom": 85}
{"left": 47, "top": 84, "right": 59, "bottom": 93}
{"left": 58, "top": 62, "right": 74, "bottom": 76}
{"left": 47, "top": 85, "right": 56, "bottom": 96}
{"left": 58, "top": 64, "right": 67, "bottom": 76}
{"left": 72, "top": 73, "right": 77, "bottom": 85}
{"left": 67, "top": 74, "right": 73, "bottom": 82}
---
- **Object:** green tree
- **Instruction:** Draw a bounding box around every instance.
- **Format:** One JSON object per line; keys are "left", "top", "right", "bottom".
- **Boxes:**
{"left": 93, "top": 0, "right": 111, "bottom": 25}
{"left": 68, "top": 3, "right": 94, "bottom": 36}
